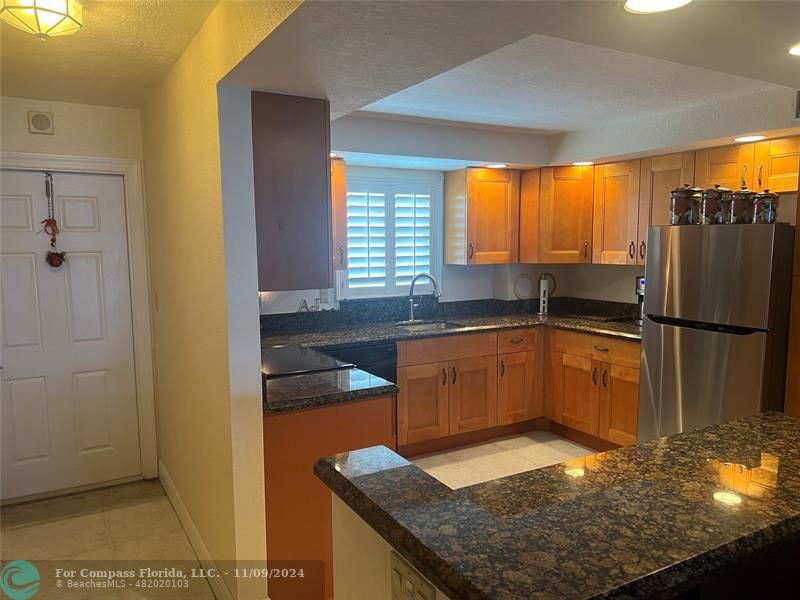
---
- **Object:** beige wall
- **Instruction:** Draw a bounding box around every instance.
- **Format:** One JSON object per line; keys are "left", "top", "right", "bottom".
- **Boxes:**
{"left": 0, "top": 96, "right": 142, "bottom": 158}
{"left": 140, "top": 2, "right": 300, "bottom": 599}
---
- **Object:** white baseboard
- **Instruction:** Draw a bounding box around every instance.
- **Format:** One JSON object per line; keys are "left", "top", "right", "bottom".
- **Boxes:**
{"left": 159, "top": 460, "right": 234, "bottom": 600}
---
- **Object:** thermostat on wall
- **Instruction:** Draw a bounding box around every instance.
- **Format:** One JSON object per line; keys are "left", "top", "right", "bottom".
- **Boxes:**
{"left": 28, "top": 111, "right": 54, "bottom": 135}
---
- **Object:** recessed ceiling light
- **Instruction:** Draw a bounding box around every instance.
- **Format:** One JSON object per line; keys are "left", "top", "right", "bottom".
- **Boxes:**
{"left": 789, "top": 43, "right": 800, "bottom": 56}
{"left": 329, "top": 152, "right": 337, "bottom": 158}
{"left": 624, "top": 0, "right": 693, "bottom": 14}
{"left": 734, "top": 135, "right": 766, "bottom": 143}
{"left": 573, "top": 161, "right": 594, "bottom": 166}
{"left": 486, "top": 163, "right": 507, "bottom": 169}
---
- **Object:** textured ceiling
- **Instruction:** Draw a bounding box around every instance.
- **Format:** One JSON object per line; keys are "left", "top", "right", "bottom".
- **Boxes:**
{"left": 363, "top": 35, "right": 783, "bottom": 133}
{"left": 1, "top": 0, "right": 219, "bottom": 107}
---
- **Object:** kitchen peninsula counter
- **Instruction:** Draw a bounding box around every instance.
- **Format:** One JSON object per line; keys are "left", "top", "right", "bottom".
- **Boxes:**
{"left": 315, "top": 413, "right": 800, "bottom": 599}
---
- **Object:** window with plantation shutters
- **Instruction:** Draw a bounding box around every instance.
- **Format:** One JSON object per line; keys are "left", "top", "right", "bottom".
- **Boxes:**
{"left": 341, "top": 168, "right": 442, "bottom": 299}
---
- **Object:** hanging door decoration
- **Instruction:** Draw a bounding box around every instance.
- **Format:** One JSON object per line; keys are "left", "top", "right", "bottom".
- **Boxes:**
{"left": 41, "top": 171, "right": 66, "bottom": 268}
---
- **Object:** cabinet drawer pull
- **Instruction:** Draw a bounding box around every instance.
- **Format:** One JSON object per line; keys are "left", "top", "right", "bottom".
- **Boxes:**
{"left": 639, "top": 241, "right": 646, "bottom": 259}
{"left": 452, "top": 367, "right": 457, "bottom": 385}
{"left": 500, "top": 361, "right": 506, "bottom": 377}
{"left": 602, "top": 369, "right": 608, "bottom": 387}
{"left": 592, "top": 367, "right": 598, "bottom": 385}
{"left": 510, "top": 338, "right": 524, "bottom": 344}
{"left": 442, "top": 368, "right": 447, "bottom": 386}
{"left": 628, "top": 241, "right": 635, "bottom": 259}
{"left": 593, "top": 345, "right": 609, "bottom": 352}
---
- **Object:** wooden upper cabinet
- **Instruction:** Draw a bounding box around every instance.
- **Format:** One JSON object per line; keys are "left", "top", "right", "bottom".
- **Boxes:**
{"left": 592, "top": 160, "right": 641, "bottom": 265}
{"left": 695, "top": 143, "right": 755, "bottom": 190}
{"left": 330, "top": 158, "right": 347, "bottom": 270}
{"left": 444, "top": 167, "right": 520, "bottom": 265}
{"left": 449, "top": 355, "right": 498, "bottom": 434}
{"left": 519, "top": 169, "right": 541, "bottom": 263}
{"left": 639, "top": 152, "right": 695, "bottom": 265}
{"left": 539, "top": 165, "right": 594, "bottom": 263}
{"left": 397, "top": 362, "right": 450, "bottom": 445}
{"left": 754, "top": 137, "right": 800, "bottom": 193}
{"left": 598, "top": 363, "right": 640, "bottom": 446}
{"left": 252, "top": 91, "right": 332, "bottom": 291}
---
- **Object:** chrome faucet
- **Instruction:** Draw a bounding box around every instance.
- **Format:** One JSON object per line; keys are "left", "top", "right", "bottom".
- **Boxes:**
{"left": 408, "top": 273, "right": 441, "bottom": 321}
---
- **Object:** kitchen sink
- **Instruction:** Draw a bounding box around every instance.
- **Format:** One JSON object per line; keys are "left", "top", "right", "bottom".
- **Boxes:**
{"left": 394, "top": 320, "right": 464, "bottom": 333}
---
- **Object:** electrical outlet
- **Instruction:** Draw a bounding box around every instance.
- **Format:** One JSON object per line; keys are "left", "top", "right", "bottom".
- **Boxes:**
{"left": 319, "top": 288, "right": 330, "bottom": 304}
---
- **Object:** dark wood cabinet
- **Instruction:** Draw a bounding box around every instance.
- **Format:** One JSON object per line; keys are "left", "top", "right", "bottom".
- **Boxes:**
{"left": 251, "top": 91, "right": 332, "bottom": 291}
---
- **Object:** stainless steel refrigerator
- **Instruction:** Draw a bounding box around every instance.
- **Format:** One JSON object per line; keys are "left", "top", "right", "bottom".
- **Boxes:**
{"left": 638, "top": 223, "right": 795, "bottom": 442}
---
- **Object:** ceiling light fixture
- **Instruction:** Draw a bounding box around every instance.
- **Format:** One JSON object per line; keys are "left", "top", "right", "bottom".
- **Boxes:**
{"left": 573, "top": 161, "right": 594, "bottom": 166}
{"left": 624, "top": 0, "right": 692, "bottom": 14}
{"left": 0, "top": 0, "right": 83, "bottom": 40}
{"left": 734, "top": 135, "right": 766, "bottom": 143}
{"left": 486, "top": 163, "right": 507, "bottom": 169}
{"left": 788, "top": 43, "right": 800, "bottom": 56}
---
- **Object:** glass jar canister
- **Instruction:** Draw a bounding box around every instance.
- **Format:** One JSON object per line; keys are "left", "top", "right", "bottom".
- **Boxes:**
{"left": 670, "top": 184, "right": 703, "bottom": 225}
{"left": 753, "top": 189, "right": 780, "bottom": 224}
{"left": 730, "top": 187, "right": 756, "bottom": 224}
{"left": 701, "top": 185, "right": 731, "bottom": 225}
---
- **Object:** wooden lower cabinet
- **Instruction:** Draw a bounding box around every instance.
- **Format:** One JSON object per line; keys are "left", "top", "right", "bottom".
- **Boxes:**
{"left": 598, "top": 363, "right": 640, "bottom": 446}
{"left": 498, "top": 351, "right": 537, "bottom": 425}
{"left": 450, "top": 355, "right": 498, "bottom": 434}
{"left": 263, "top": 396, "right": 396, "bottom": 600}
{"left": 397, "top": 362, "right": 449, "bottom": 445}
{"left": 559, "top": 353, "right": 599, "bottom": 436}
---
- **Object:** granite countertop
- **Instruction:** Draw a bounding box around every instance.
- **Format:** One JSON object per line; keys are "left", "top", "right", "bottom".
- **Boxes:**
{"left": 262, "top": 313, "right": 642, "bottom": 349}
{"left": 315, "top": 413, "right": 800, "bottom": 599}
{"left": 263, "top": 368, "right": 399, "bottom": 415}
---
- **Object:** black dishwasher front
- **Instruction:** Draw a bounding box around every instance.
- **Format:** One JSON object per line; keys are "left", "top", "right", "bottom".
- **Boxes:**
{"left": 320, "top": 342, "right": 397, "bottom": 383}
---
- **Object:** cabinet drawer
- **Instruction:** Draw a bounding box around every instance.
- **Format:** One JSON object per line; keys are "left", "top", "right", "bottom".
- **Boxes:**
{"left": 551, "top": 329, "right": 592, "bottom": 357}
{"left": 498, "top": 328, "right": 538, "bottom": 353}
{"left": 397, "top": 332, "right": 497, "bottom": 367}
{"left": 591, "top": 336, "right": 641, "bottom": 368}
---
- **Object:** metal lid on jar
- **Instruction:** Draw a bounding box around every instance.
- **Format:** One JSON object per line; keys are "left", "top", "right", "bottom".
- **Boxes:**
{"left": 671, "top": 184, "right": 703, "bottom": 197}
{"left": 731, "top": 185, "right": 756, "bottom": 200}
{"left": 754, "top": 189, "right": 779, "bottom": 204}
{"left": 702, "top": 184, "right": 733, "bottom": 200}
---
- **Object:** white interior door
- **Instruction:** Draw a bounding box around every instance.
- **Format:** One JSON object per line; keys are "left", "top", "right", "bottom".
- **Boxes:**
{"left": 1, "top": 169, "right": 141, "bottom": 500}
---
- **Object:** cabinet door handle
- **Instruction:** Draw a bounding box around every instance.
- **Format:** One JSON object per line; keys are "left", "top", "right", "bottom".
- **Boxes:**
{"left": 452, "top": 367, "right": 457, "bottom": 385}
{"left": 583, "top": 240, "right": 589, "bottom": 258}
{"left": 758, "top": 162, "right": 763, "bottom": 189}
{"left": 639, "top": 241, "right": 646, "bottom": 259}
{"left": 602, "top": 369, "right": 608, "bottom": 387}
{"left": 741, "top": 163, "right": 748, "bottom": 189}
{"left": 338, "top": 244, "right": 344, "bottom": 265}
{"left": 500, "top": 361, "right": 506, "bottom": 377}
{"left": 592, "top": 367, "right": 598, "bottom": 385}
{"left": 593, "top": 345, "right": 609, "bottom": 352}
{"left": 510, "top": 338, "right": 524, "bottom": 344}
{"left": 628, "top": 241, "right": 635, "bottom": 259}
{"left": 468, "top": 242, "right": 475, "bottom": 260}
{"left": 442, "top": 368, "right": 447, "bottom": 386}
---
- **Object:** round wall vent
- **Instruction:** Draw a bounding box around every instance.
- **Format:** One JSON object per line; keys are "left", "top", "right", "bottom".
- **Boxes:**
{"left": 28, "top": 111, "right": 54, "bottom": 135}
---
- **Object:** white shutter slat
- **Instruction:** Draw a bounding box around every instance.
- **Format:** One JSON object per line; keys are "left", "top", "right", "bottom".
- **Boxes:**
{"left": 346, "top": 191, "right": 387, "bottom": 289}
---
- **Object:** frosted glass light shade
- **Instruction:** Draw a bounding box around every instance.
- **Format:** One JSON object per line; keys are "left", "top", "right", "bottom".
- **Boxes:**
{"left": 0, "top": 0, "right": 83, "bottom": 39}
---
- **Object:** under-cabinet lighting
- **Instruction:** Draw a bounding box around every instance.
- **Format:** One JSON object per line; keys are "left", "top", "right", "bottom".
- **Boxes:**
{"left": 486, "top": 163, "right": 507, "bottom": 169}
{"left": 573, "top": 161, "right": 594, "bottom": 166}
{"left": 789, "top": 43, "right": 800, "bottom": 56}
{"left": 624, "top": 0, "right": 692, "bottom": 14}
{"left": 734, "top": 135, "right": 766, "bottom": 143}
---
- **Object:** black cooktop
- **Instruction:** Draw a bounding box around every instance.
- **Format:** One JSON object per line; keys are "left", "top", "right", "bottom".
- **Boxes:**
{"left": 261, "top": 344, "right": 354, "bottom": 379}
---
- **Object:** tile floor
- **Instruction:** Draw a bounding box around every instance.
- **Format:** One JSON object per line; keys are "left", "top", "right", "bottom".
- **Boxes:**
{"left": 413, "top": 431, "right": 594, "bottom": 489}
{"left": 1, "top": 480, "right": 214, "bottom": 599}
